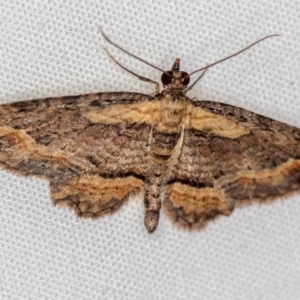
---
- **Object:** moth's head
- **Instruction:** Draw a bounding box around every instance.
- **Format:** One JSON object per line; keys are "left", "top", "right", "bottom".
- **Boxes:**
{"left": 161, "top": 58, "right": 190, "bottom": 89}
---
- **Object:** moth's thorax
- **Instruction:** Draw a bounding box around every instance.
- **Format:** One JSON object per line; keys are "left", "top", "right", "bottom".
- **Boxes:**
{"left": 155, "top": 92, "right": 187, "bottom": 132}
{"left": 150, "top": 92, "right": 187, "bottom": 161}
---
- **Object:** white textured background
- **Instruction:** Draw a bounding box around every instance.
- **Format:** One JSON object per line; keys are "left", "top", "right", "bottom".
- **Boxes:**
{"left": 1, "top": 1, "right": 300, "bottom": 299}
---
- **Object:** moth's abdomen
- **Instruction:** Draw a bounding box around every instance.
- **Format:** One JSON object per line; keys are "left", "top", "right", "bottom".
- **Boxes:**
{"left": 144, "top": 176, "right": 162, "bottom": 233}
{"left": 145, "top": 128, "right": 181, "bottom": 233}
{"left": 151, "top": 130, "right": 180, "bottom": 159}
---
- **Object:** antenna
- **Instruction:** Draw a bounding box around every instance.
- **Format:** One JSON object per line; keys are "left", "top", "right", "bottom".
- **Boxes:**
{"left": 185, "top": 34, "right": 279, "bottom": 79}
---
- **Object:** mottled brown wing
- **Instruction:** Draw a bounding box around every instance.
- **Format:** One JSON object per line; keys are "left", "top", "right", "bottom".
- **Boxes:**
{"left": 0, "top": 92, "right": 155, "bottom": 218}
{"left": 164, "top": 100, "right": 300, "bottom": 229}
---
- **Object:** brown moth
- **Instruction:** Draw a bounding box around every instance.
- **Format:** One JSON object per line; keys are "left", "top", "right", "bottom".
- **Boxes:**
{"left": 1, "top": 31, "right": 299, "bottom": 233}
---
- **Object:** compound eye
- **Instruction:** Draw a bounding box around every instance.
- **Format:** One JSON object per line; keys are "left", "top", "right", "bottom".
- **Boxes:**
{"left": 161, "top": 71, "right": 173, "bottom": 85}
{"left": 181, "top": 71, "right": 190, "bottom": 86}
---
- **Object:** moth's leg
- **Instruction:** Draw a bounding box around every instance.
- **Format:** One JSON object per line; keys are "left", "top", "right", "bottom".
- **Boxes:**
{"left": 100, "top": 27, "right": 167, "bottom": 95}
{"left": 166, "top": 125, "right": 185, "bottom": 170}
{"left": 147, "top": 125, "right": 153, "bottom": 149}
{"left": 103, "top": 48, "right": 160, "bottom": 94}
{"left": 184, "top": 69, "right": 208, "bottom": 93}
{"left": 150, "top": 87, "right": 160, "bottom": 97}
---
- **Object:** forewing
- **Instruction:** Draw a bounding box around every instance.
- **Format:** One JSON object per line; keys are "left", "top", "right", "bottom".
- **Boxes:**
{"left": 163, "top": 100, "right": 300, "bottom": 229}
{"left": 0, "top": 92, "right": 155, "bottom": 217}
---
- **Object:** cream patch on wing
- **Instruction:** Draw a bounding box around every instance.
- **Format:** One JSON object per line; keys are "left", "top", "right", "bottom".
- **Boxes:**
{"left": 165, "top": 182, "right": 231, "bottom": 215}
{"left": 187, "top": 104, "right": 250, "bottom": 138}
{"left": 53, "top": 175, "right": 144, "bottom": 204}
{"left": 82, "top": 101, "right": 157, "bottom": 124}
{"left": 52, "top": 175, "right": 144, "bottom": 217}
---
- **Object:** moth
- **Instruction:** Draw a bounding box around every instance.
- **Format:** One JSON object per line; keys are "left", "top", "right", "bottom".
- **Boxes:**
{"left": 1, "top": 30, "right": 299, "bottom": 233}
